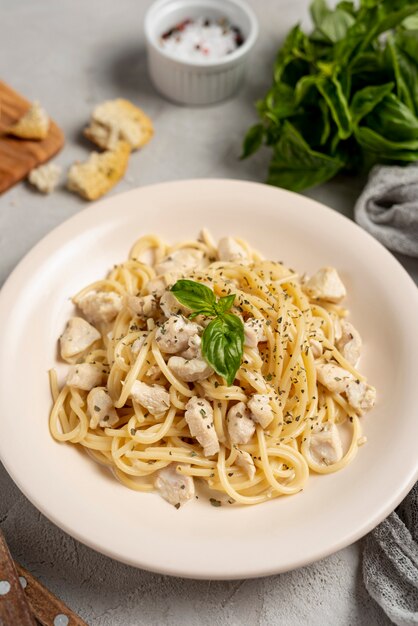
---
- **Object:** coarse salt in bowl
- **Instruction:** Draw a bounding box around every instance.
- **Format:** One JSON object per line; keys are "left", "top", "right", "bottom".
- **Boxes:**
{"left": 144, "top": 0, "right": 258, "bottom": 105}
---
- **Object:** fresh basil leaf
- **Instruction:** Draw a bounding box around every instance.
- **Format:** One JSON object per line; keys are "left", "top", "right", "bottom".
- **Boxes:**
{"left": 291, "top": 107, "right": 331, "bottom": 149}
{"left": 353, "top": 2, "right": 418, "bottom": 59}
{"left": 392, "top": 34, "right": 418, "bottom": 116}
{"left": 171, "top": 280, "right": 216, "bottom": 312}
{"left": 319, "top": 9, "right": 356, "bottom": 43}
{"left": 265, "top": 83, "right": 297, "bottom": 118}
{"left": 316, "top": 77, "right": 352, "bottom": 139}
{"left": 264, "top": 123, "right": 283, "bottom": 148}
{"left": 294, "top": 75, "right": 318, "bottom": 106}
{"left": 396, "top": 29, "right": 418, "bottom": 65}
{"left": 336, "top": 2, "right": 418, "bottom": 66}
{"left": 310, "top": 28, "right": 332, "bottom": 44}
{"left": 202, "top": 315, "right": 244, "bottom": 386}
{"left": 267, "top": 122, "right": 344, "bottom": 191}
{"left": 355, "top": 126, "right": 418, "bottom": 157}
{"left": 336, "top": 1, "right": 356, "bottom": 15}
{"left": 385, "top": 37, "right": 417, "bottom": 115}
{"left": 329, "top": 132, "right": 342, "bottom": 156}
{"left": 274, "top": 25, "right": 305, "bottom": 83}
{"left": 373, "top": 2, "right": 418, "bottom": 37}
{"left": 339, "top": 71, "right": 352, "bottom": 100}
{"left": 359, "top": 0, "right": 378, "bottom": 7}
{"left": 365, "top": 93, "right": 418, "bottom": 142}
{"left": 350, "top": 51, "right": 390, "bottom": 96}
{"left": 274, "top": 26, "right": 316, "bottom": 88}
{"left": 282, "top": 59, "right": 312, "bottom": 89}
{"left": 319, "top": 99, "right": 331, "bottom": 145}
{"left": 240, "top": 124, "right": 264, "bottom": 159}
{"left": 333, "top": 23, "right": 365, "bottom": 66}
{"left": 350, "top": 82, "right": 394, "bottom": 124}
{"left": 188, "top": 309, "right": 218, "bottom": 320}
{"left": 402, "top": 13, "right": 418, "bottom": 30}
{"left": 350, "top": 51, "right": 384, "bottom": 80}
{"left": 216, "top": 294, "right": 236, "bottom": 313}
{"left": 310, "top": 0, "right": 329, "bottom": 28}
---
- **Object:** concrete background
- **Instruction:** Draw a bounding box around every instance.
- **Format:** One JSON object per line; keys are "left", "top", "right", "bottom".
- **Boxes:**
{"left": 1, "top": 0, "right": 416, "bottom": 623}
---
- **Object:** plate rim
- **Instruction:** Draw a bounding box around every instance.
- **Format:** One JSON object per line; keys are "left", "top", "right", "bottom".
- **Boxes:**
{"left": 0, "top": 178, "right": 417, "bottom": 579}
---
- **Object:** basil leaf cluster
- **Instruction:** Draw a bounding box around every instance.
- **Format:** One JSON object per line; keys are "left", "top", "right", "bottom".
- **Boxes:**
{"left": 171, "top": 280, "right": 244, "bottom": 385}
{"left": 242, "top": 0, "right": 418, "bottom": 191}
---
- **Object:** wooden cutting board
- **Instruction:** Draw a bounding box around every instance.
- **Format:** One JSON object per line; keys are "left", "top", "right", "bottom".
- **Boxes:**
{"left": 0, "top": 81, "right": 64, "bottom": 194}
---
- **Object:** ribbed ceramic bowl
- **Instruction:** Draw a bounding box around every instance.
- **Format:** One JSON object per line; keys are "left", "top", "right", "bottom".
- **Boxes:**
{"left": 144, "top": 0, "right": 258, "bottom": 105}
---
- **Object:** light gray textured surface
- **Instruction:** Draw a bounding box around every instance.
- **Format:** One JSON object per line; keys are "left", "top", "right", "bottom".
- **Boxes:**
{"left": 0, "top": 0, "right": 416, "bottom": 624}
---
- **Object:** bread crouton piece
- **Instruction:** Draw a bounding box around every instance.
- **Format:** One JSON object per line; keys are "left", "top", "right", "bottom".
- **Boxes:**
{"left": 7, "top": 101, "right": 50, "bottom": 140}
{"left": 84, "top": 99, "right": 153, "bottom": 151}
{"left": 28, "top": 162, "right": 62, "bottom": 194}
{"left": 67, "top": 140, "right": 130, "bottom": 201}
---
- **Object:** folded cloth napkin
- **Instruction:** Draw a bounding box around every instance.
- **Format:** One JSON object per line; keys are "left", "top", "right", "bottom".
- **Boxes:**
{"left": 363, "top": 482, "right": 418, "bottom": 625}
{"left": 354, "top": 164, "right": 418, "bottom": 257}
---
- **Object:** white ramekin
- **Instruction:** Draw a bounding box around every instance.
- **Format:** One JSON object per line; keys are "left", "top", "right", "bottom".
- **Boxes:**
{"left": 144, "top": 0, "right": 258, "bottom": 106}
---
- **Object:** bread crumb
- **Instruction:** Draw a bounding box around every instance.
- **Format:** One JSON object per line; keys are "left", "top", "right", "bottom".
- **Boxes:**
{"left": 7, "top": 101, "right": 50, "bottom": 140}
{"left": 357, "top": 436, "right": 367, "bottom": 447}
{"left": 84, "top": 99, "right": 153, "bottom": 150}
{"left": 28, "top": 162, "right": 62, "bottom": 194}
{"left": 67, "top": 140, "right": 130, "bottom": 201}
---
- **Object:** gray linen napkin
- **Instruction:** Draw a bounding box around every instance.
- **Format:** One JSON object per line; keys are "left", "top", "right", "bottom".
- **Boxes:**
{"left": 363, "top": 483, "right": 418, "bottom": 625}
{"left": 354, "top": 164, "right": 418, "bottom": 257}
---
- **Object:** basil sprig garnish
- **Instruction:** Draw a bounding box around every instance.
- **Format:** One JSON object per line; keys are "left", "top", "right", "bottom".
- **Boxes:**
{"left": 171, "top": 280, "right": 244, "bottom": 386}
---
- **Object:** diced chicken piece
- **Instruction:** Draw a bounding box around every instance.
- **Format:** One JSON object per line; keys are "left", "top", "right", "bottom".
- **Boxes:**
{"left": 87, "top": 387, "right": 118, "bottom": 428}
{"left": 154, "top": 463, "right": 195, "bottom": 507}
{"left": 126, "top": 294, "right": 157, "bottom": 317}
{"left": 155, "top": 315, "right": 200, "bottom": 354}
{"left": 155, "top": 248, "right": 207, "bottom": 276}
{"left": 227, "top": 402, "right": 256, "bottom": 445}
{"left": 346, "top": 381, "right": 376, "bottom": 415}
{"left": 316, "top": 364, "right": 375, "bottom": 415}
{"left": 67, "top": 363, "right": 103, "bottom": 391}
{"left": 248, "top": 394, "right": 274, "bottom": 428}
{"left": 303, "top": 267, "right": 346, "bottom": 303}
{"left": 184, "top": 397, "right": 219, "bottom": 457}
{"left": 309, "top": 424, "right": 343, "bottom": 466}
{"left": 316, "top": 363, "right": 354, "bottom": 394}
{"left": 310, "top": 339, "right": 323, "bottom": 358}
{"left": 77, "top": 290, "right": 123, "bottom": 324}
{"left": 131, "top": 332, "right": 148, "bottom": 356}
{"left": 146, "top": 277, "right": 167, "bottom": 298}
{"left": 160, "top": 290, "right": 190, "bottom": 318}
{"left": 336, "top": 320, "right": 362, "bottom": 366}
{"left": 244, "top": 318, "right": 266, "bottom": 348}
{"left": 168, "top": 356, "right": 213, "bottom": 382}
{"left": 130, "top": 380, "right": 170, "bottom": 415}
{"left": 218, "top": 237, "right": 248, "bottom": 262}
{"left": 180, "top": 334, "right": 201, "bottom": 359}
{"left": 60, "top": 317, "right": 101, "bottom": 360}
{"left": 235, "top": 449, "right": 256, "bottom": 480}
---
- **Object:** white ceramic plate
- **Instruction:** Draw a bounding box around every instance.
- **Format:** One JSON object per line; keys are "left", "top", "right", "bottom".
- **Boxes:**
{"left": 0, "top": 180, "right": 417, "bottom": 580}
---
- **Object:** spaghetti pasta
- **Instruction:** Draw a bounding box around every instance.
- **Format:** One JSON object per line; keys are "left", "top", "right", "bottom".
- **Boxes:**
{"left": 50, "top": 231, "right": 376, "bottom": 507}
